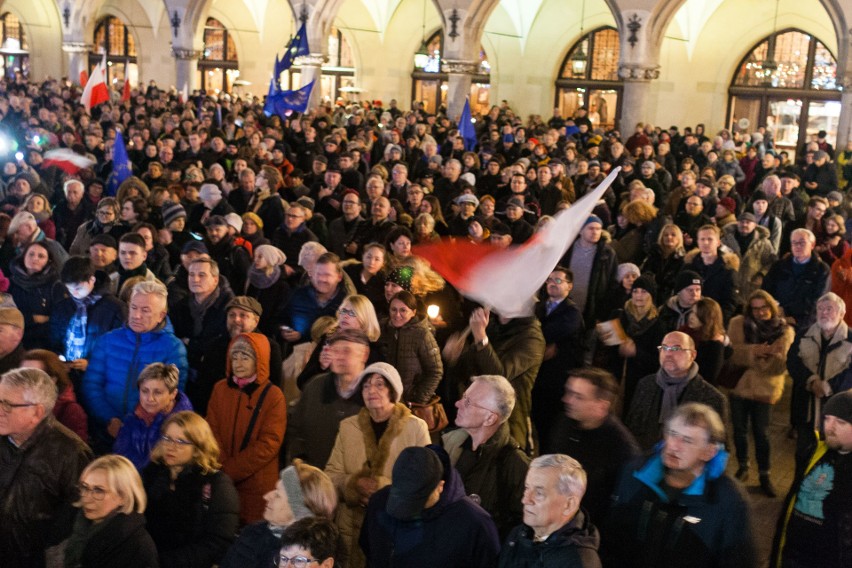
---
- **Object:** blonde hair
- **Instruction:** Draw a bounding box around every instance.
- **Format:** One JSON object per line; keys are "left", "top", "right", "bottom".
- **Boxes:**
{"left": 293, "top": 459, "right": 338, "bottom": 518}
{"left": 340, "top": 294, "right": 381, "bottom": 341}
{"left": 76, "top": 455, "right": 147, "bottom": 514}
{"left": 149, "top": 411, "right": 221, "bottom": 474}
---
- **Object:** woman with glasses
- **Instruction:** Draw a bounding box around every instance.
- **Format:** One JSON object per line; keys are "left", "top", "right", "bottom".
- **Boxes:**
{"left": 221, "top": 460, "right": 337, "bottom": 568}
{"left": 142, "top": 411, "right": 239, "bottom": 568}
{"left": 726, "top": 290, "right": 793, "bottom": 497}
{"left": 113, "top": 363, "right": 193, "bottom": 470}
{"left": 325, "top": 362, "right": 429, "bottom": 568}
{"left": 296, "top": 295, "right": 381, "bottom": 390}
{"left": 69, "top": 197, "right": 125, "bottom": 255}
{"left": 65, "top": 455, "right": 159, "bottom": 568}
{"left": 276, "top": 517, "right": 340, "bottom": 568}
{"left": 379, "top": 291, "right": 443, "bottom": 405}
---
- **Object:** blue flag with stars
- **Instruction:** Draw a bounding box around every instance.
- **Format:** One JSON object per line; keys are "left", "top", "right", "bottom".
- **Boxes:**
{"left": 265, "top": 81, "right": 314, "bottom": 117}
{"left": 459, "top": 98, "right": 477, "bottom": 151}
{"left": 279, "top": 23, "right": 310, "bottom": 72}
{"left": 263, "top": 77, "right": 279, "bottom": 117}
{"left": 106, "top": 129, "right": 132, "bottom": 196}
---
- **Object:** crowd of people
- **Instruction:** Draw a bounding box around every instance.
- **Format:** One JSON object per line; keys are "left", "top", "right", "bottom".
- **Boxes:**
{"left": 1, "top": 74, "right": 852, "bottom": 568}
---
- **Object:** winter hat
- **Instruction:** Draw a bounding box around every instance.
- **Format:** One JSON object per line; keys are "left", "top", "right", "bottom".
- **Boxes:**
{"left": 199, "top": 183, "right": 222, "bottom": 203}
{"left": 229, "top": 335, "right": 257, "bottom": 361}
{"left": 824, "top": 390, "right": 852, "bottom": 423}
{"left": 0, "top": 307, "right": 24, "bottom": 329}
{"left": 750, "top": 190, "right": 768, "bottom": 203}
{"left": 675, "top": 270, "right": 703, "bottom": 293}
{"left": 828, "top": 191, "right": 843, "bottom": 203}
{"left": 718, "top": 197, "right": 736, "bottom": 213}
{"left": 162, "top": 201, "right": 186, "bottom": 227}
{"left": 387, "top": 266, "right": 414, "bottom": 292}
{"left": 459, "top": 173, "right": 476, "bottom": 187}
{"left": 8, "top": 212, "right": 35, "bottom": 235}
{"left": 204, "top": 215, "right": 228, "bottom": 228}
{"left": 584, "top": 215, "right": 603, "bottom": 227}
{"left": 226, "top": 296, "right": 263, "bottom": 317}
{"left": 356, "top": 362, "right": 404, "bottom": 402}
{"left": 241, "top": 212, "right": 264, "bottom": 230}
{"left": 279, "top": 465, "right": 312, "bottom": 521}
{"left": 617, "top": 263, "right": 641, "bottom": 282}
{"left": 90, "top": 234, "right": 118, "bottom": 249}
{"left": 224, "top": 212, "right": 243, "bottom": 233}
{"left": 631, "top": 274, "right": 657, "bottom": 298}
{"left": 296, "top": 196, "right": 315, "bottom": 212}
{"left": 455, "top": 194, "right": 480, "bottom": 208}
{"left": 254, "top": 244, "right": 287, "bottom": 267}
{"left": 181, "top": 240, "right": 208, "bottom": 255}
{"left": 738, "top": 212, "right": 756, "bottom": 223}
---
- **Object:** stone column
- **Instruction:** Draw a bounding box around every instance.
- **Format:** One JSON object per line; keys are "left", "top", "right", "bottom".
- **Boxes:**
{"left": 443, "top": 59, "right": 478, "bottom": 120}
{"left": 171, "top": 47, "right": 203, "bottom": 93}
{"left": 617, "top": 63, "right": 660, "bottom": 135}
{"left": 62, "top": 42, "right": 91, "bottom": 85}
{"left": 837, "top": 76, "right": 852, "bottom": 151}
{"left": 297, "top": 53, "right": 325, "bottom": 110}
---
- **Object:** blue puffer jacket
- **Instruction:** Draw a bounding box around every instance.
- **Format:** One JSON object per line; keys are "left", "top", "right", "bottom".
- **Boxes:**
{"left": 113, "top": 391, "right": 194, "bottom": 470}
{"left": 83, "top": 319, "right": 189, "bottom": 426}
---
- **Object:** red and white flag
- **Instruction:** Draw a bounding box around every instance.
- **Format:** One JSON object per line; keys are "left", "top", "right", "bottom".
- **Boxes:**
{"left": 43, "top": 148, "right": 96, "bottom": 174}
{"left": 415, "top": 167, "right": 620, "bottom": 318}
{"left": 79, "top": 69, "right": 88, "bottom": 88}
{"left": 81, "top": 54, "right": 109, "bottom": 112}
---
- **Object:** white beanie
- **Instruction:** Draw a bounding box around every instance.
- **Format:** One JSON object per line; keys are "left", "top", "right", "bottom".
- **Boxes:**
{"left": 254, "top": 244, "right": 287, "bottom": 267}
{"left": 199, "top": 183, "right": 222, "bottom": 203}
{"left": 357, "top": 362, "right": 404, "bottom": 402}
{"left": 224, "top": 212, "right": 243, "bottom": 233}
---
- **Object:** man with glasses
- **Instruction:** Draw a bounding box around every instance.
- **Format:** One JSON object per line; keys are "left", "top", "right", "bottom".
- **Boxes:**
{"left": 0, "top": 367, "right": 93, "bottom": 568}
{"left": 272, "top": 203, "right": 319, "bottom": 283}
{"left": 605, "top": 403, "right": 755, "bottom": 568}
{"left": 328, "top": 190, "right": 364, "bottom": 259}
{"left": 442, "top": 375, "right": 529, "bottom": 539}
{"left": 625, "top": 331, "right": 727, "bottom": 450}
{"left": 763, "top": 228, "right": 830, "bottom": 331}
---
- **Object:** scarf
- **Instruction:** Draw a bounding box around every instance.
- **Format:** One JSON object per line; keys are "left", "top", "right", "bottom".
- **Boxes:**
{"left": 247, "top": 265, "right": 281, "bottom": 290}
{"left": 233, "top": 374, "right": 257, "bottom": 388}
{"left": 64, "top": 511, "right": 117, "bottom": 568}
{"left": 133, "top": 403, "right": 162, "bottom": 427}
{"left": 654, "top": 363, "right": 699, "bottom": 424}
{"left": 189, "top": 287, "right": 220, "bottom": 337}
{"left": 117, "top": 263, "right": 148, "bottom": 289}
{"left": 743, "top": 315, "right": 787, "bottom": 345}
{"left": 64, "top": 294, "right": 100, "bottom": 361}
{"left": 86, "top": 217, "right": 114, "bottom": 236}
{"left": 623, "top": 300, "right": 658, "bottom": 336}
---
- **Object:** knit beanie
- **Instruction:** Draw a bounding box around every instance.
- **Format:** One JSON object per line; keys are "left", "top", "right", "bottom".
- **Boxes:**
{"left": 824, "top": 391, "right": 852, "bottom": 423}
{"left": 674, "top": 270, "right": 703, "bottom": 293}
{"left": 229, "top": 336, "right": 257, "bottom": 360}
{"left": 617, "top": 263, "right": 640, "bottom": 283}
{"left": 632, "top": 274, "right": 657, "bottom": 298}
{"left": 162, "top": 201, "right": 186, "bottom": 227}
{"left": 387, "top": 266, "right": 414, "bottom": 292}
{"left": 241, "top": 212, "right": 264, "bottom": 230}
{"left": 254, "top": 244, "right": 287, "bottom": 266}
{"left": 357, "top": 362, "right": 404, "bottom": 402}
{"left": 279, "top": 466, "right": 312, "bottom": 521}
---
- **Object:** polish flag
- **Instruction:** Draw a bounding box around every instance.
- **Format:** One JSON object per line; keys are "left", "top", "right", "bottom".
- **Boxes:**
{"left": 79, "top": 70, "right": 88, "bottom": 88}
{"left": 414, "top": 167, "right": 620, "bottom": 318}
{"left": 121, "top": 78, "right": 131, "bottom": 102}
{"left": 81, "top": 54, "right": 110, "bottom": 112}
{"left": 43, "top": 148, "right": 97, "bottom": 174}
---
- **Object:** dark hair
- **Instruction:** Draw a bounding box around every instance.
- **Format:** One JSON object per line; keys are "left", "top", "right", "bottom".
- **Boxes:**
{"left": 132, "top": 221, "right": 157, "bottom": 238}
{"left": 391, "top": 290, "right": 418, "bottom": 311}
{"left": 567, "top": 367, "right": 619, "bottom": 403}
{"left": 315, "top": 252, "right": 342, "bottom": 274}
{"left": 60, "top": 256, "right": 96, "bottom": 284}
{"left": 22, "top": 349, "right": 71, "bottom": 394}
{"left": 551, "top": 265, "right": 574, "bottom": 282}
{"left": 385, "top": 226, "right": 413, "bottom": 250}
{"left": 123, "top": 196, "right": 149, "bottom": 221}
{"left": 119, "top": 232, "right": 147, "bottom": 249}
{"left": 279, "top": 517, "right": 340, "bottom": 563}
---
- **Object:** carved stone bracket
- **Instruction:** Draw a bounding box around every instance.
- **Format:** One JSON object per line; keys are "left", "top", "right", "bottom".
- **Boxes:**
{"left": 617, "top": 63, "right": 660, "bottom": 81}
{"left": 171, "top": 48, "right": 204, "bottom": 60}
{"left": 295, "top": 54, "right": 325, "bottom": 68}
{"left": 442, "top": 59, "right": 478, "bottom": 74}
{"left": 840, "top": 75, "right": 852, "bottom": 90}
{"left": 62, "top": 42, "right": 92, "bottom": 54}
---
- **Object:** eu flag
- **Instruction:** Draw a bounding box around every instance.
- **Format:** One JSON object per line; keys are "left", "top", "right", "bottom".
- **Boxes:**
{"left": 263, "top": 78, "right": 279, "bottom": 117}
{"left": 106, "top": 129, "right": 132, "bottom": 196}
{"left": 459, "top": 98, "right": 477, "bottom": 151}
{"left": 266, "top": 81, "right": 315, "bottom": 117}
{"left": 279, "top": 23, "right": 311, "bottom": 72}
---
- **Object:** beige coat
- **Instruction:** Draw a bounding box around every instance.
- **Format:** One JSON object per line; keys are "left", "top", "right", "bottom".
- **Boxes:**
{"left": 728, "top": 315, "right": 795, "bottom": 404}
{"left": 325, "top": 403, "right": 430, "bottom": 568}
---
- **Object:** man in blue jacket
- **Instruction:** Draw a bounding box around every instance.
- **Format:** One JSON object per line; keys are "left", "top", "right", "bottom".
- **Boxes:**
{"left": 83, "top": 280, "right": 187, "bottom": 452}
{"left": 604, "top": 402, "right": 755, "bottom": 568}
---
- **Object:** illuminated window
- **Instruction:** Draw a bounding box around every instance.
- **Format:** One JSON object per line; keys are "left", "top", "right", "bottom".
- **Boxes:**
{"left": 287, "top": 27, "right": 355, "bottom": 104}
{"left": 197, "top": 18, "right": 239, "bottom": 94}
{"left": 411, "top": 31, "right": 490, "bottom": 115}
{"left": 90, "top": 17, "right": 138, "bottom": 86}
{"left": 0, "top": 13, "right": 29, "bottom": 79}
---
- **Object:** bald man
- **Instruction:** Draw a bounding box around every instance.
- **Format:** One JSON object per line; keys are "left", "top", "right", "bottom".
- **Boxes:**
{"left": 625, "top": 331, "right": 728, "bottom": 449}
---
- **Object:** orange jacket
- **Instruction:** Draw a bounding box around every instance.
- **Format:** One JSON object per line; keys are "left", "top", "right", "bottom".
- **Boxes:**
{"left": 206, "top": 332, "right": 286, "bottom": 524}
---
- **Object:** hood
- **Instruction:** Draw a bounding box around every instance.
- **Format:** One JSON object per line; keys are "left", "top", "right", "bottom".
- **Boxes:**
{"left": 421, "top": 444, "right": 467, "bottom": 519}
{"left": 225, "top": 332, "right": 271, "bottom": 384}
{"left": 634, "top": 444, "right": 729, "bottom": 502}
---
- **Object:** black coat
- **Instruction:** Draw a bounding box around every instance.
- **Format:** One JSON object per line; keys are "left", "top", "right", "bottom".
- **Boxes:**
{"left": 70, "top": 512, "right": 159, "bottom": 568}
{"left": 171, "top": 286, "right": 235, "bottom": 373}
{"left": 560, "top": 239, "right": 619, "bottom": 324}
{"left": 499, "top": 510, "right": 602, "bottom": 568}
{"left": 142, "top": 463, "right": 239, "bottom": 568}
{"left": 218, "top": 521, "right": 279, "bottom": 568}
{"left": 763, "top": 253, "right": 831, "bottom": 330}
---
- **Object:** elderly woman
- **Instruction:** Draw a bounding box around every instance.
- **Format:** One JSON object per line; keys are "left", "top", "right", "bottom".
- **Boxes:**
{"left": 9, "top": 241, "right": 64, "bottom": 350}
{"left": 69, "top": 197, "right": 125, "bottom": 255}
{"left": 245, "top": 244, "right": 291, "bottom": 336}
{"left": 297, "top": 294, "right": 382, "bottom": 390}
{"left": 726, "top": 290, "right": 794, "bottom": 497}
{"left": 21, "top": 349, "right": 88, "bottom": 441}
{"left": 113, "top": 363, "right": 193, "bottom": 470}
{"left": 220, "top": 459, "right": 337, "bottom": 568}
{"left": 207, "top": 332, "right": 287, "bottom": 525}
{"left": 380, "top": 291, "right": 443, "bottom": 405}
{"left": 142, "top": 411, "right": 240, "bottom": 567}
{"left": 413, "top": 213, "right": 440, "bottom": 245}
{"left": 325, "top": 362, "right": 429, "bottom": 568}
{"left": 66, "top": 455, "right": 158, "bottom": 568}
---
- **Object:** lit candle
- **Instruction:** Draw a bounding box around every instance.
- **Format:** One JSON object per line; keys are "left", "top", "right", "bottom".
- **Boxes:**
{"left": 427, "top": 304, "right": 440, "bottom": 319}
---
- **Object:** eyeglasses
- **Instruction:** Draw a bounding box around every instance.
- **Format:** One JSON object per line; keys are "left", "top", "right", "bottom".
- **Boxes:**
{"left": 342, "top": 200, "right": 360, "bottom": 206}
{"left": 159, "top": 434, "right": 194, "bottom": 447}
{"left": 664, "top": 428, "right": 707, "bottom": 448}
{"left": 462, "top": 394, "right": 498, "bottom": 416}
{"left": 338, "top": 308, "right": 357, "bottom": 318}
{"left": 77, "top": 482, "right": 109, "bottom": 500}
{"left": 546, "top": 277, "right": 568, "bottom": 285}
{"left": 750, "top": 304, "right": 771, "bottom": 312}
{"left": 278, "top": 555, "right": 319, "bottom": 568}
{"left": 286, "top": 213, "right": 305, "bottom": 219}
{"left": 0, "top": 399, "right": 36, "bottom": 413}
{"left": 657, "top": 345, "right": 693, "bottom": 353}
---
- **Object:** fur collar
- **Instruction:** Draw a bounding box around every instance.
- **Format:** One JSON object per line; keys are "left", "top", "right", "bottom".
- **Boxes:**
{"left": 356, "top": 403, "right": 413, "bottom": 477}
{"left": 684, "top": 247, "right": 741, "bottom": 272}
{"left": 797, "top": 322, "right": 852, "bottom": 381}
